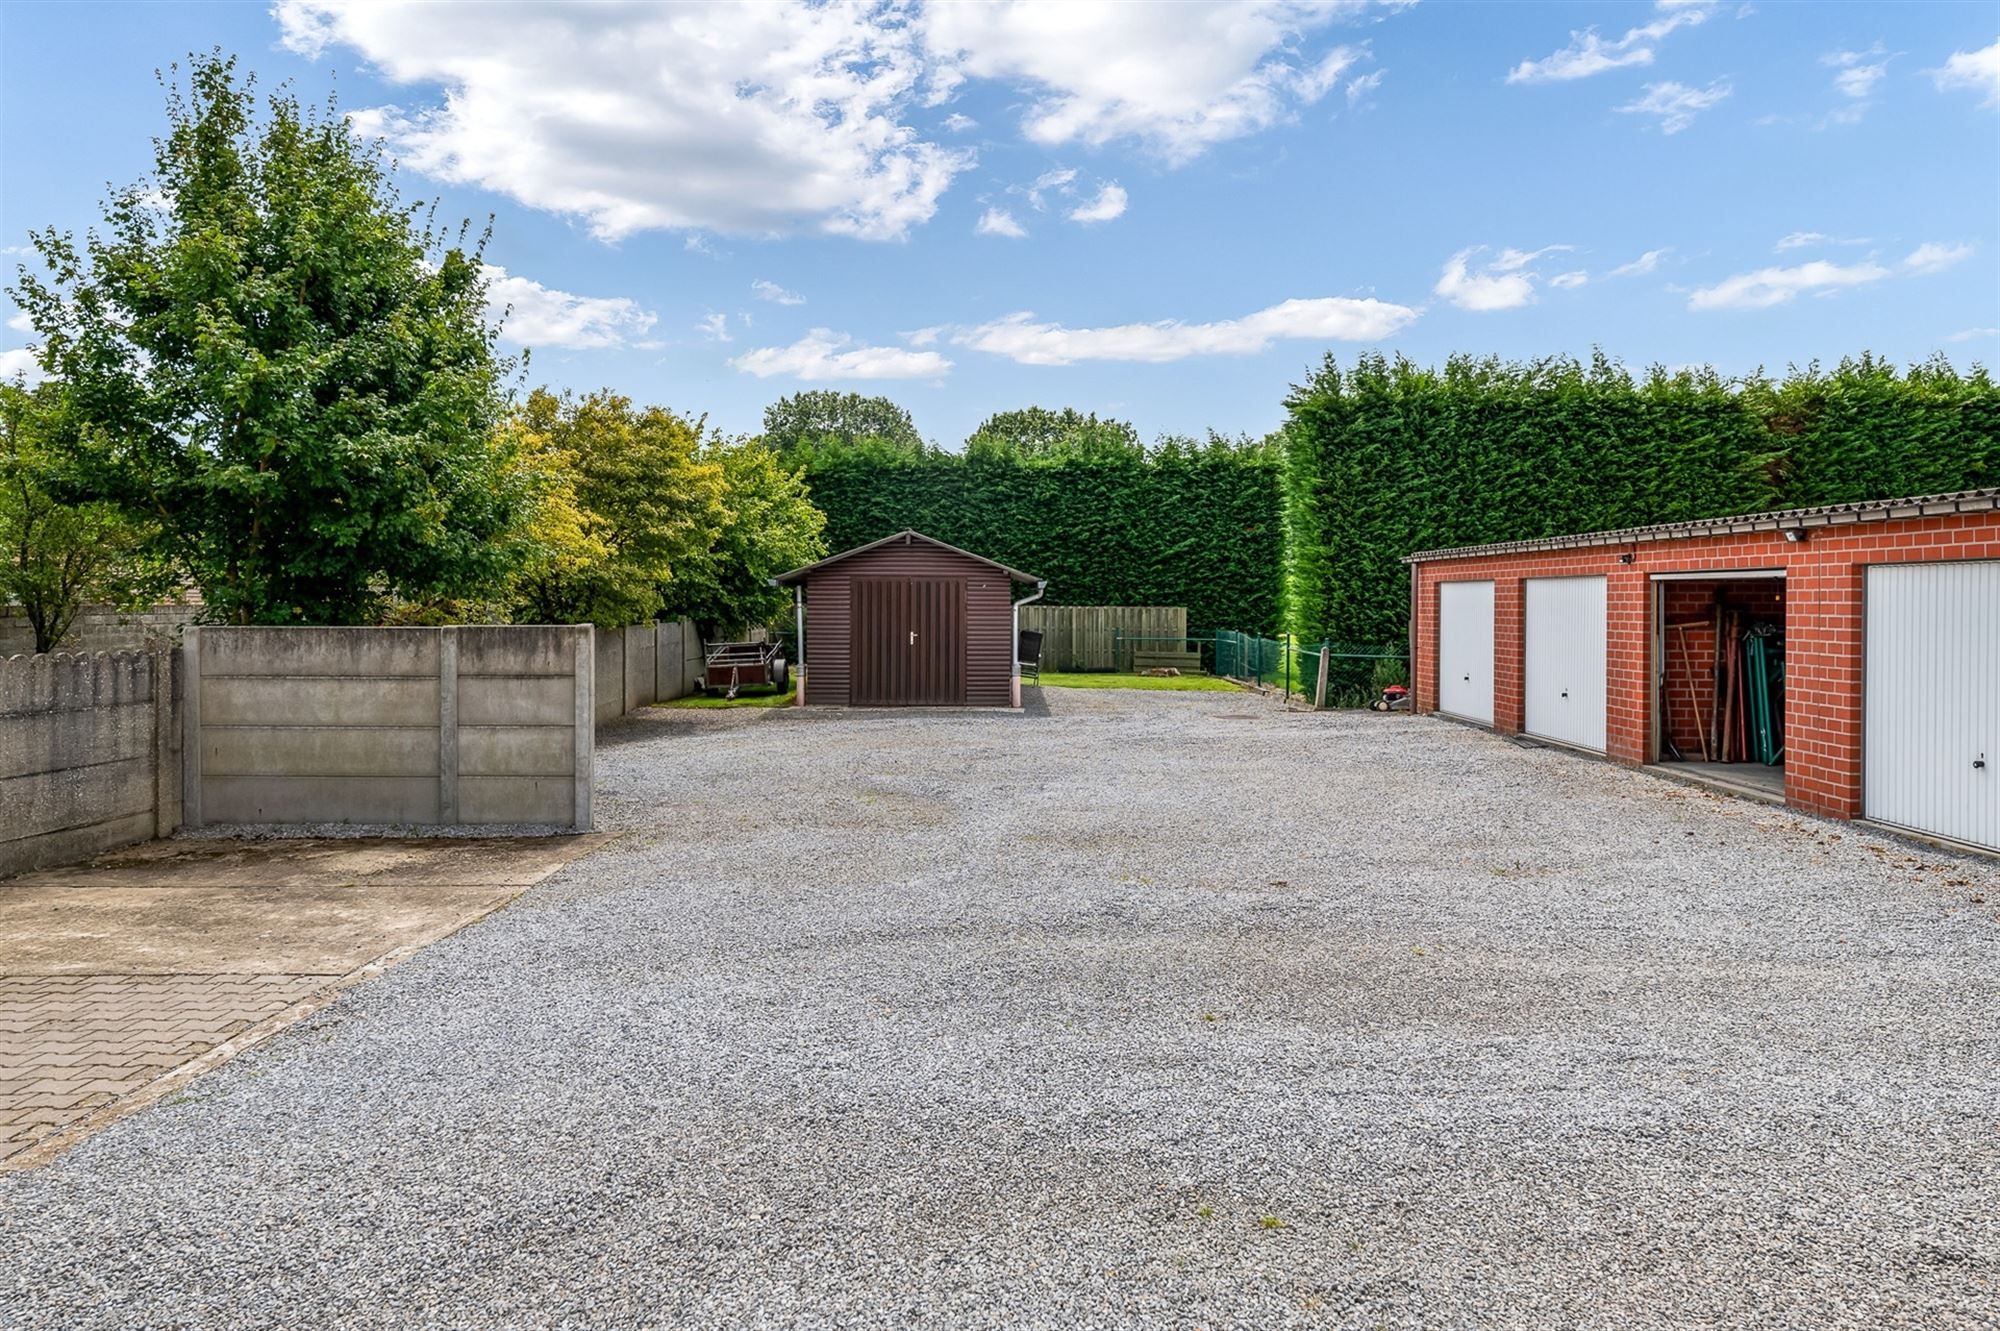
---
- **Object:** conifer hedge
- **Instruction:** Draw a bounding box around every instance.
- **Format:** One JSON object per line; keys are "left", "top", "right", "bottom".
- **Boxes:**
{"left": 1283, "top": 352, "right": 1998, "bottom": 649}
{"left": 799, "top": 443, "right": 1284, "bottom": 633}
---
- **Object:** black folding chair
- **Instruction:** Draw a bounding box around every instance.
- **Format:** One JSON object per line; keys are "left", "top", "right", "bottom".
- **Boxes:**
{"left": 1017, "top": 628, "right": 1044, "bottom": 682}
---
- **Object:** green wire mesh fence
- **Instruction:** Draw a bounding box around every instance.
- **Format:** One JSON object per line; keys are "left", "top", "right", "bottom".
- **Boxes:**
{"left": 1215, "top": 631, "right": 1410, "bottom": 706}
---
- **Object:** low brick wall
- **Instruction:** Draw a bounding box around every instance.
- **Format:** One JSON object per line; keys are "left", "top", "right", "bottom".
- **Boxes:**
{"left": 0, "top": 650, "right": 183, "bottom": 878}
{"left": 184, "top": 626, "right": 595, "bottom": 831}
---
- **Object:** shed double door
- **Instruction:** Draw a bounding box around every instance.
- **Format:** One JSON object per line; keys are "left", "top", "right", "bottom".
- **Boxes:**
{"left": 851, "top": 577, "right": 967, "bottom": 706}
{"left": 1523, "top": 575, "right": 1608, "bottom": 752}
{"left": 1864, "top": 561, "right": 1999, "bottom": 851}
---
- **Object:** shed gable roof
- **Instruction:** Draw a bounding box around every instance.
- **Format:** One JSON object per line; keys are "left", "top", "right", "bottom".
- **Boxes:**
{"left": 771, "top": 530, "right": 1043, "bottom": 586}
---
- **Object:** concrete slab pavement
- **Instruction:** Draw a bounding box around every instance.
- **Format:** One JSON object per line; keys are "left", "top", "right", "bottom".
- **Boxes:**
{"left": 0, "top": 835, "right": 605, "bottom": 1168}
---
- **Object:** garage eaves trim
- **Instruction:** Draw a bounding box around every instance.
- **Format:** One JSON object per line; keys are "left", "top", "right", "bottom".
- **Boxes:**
{"left": 1402, "top": 488, "right": 2000, "bottom": 564}
{"left": 770, "top": 529, "right": 1045, "bottom": 587}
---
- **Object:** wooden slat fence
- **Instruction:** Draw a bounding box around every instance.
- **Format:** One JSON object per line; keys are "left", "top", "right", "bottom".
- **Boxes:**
{"left": 1019, "top": 605, "right": 1188, "bottom": 672}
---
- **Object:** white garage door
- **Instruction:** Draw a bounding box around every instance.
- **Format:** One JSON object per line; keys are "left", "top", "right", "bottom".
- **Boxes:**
{"left": 1864, "top": 562, "right": 2000, "bottom": 851}
{"left": 1437, "top": 580, "right": 1495, "bottom": 725}
{"left": 1523, "top": 575, "right": 1608, "bottom": 753}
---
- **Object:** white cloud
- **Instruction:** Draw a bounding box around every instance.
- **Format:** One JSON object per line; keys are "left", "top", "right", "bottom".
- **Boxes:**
{"left": 482, "top": 265, "right": 657, "bottom": 350}
{"left": 698, "top": 312, "right": 732, "bottom": 343}
{"left": 1817, "top": 44, "right": 1889, "bottom": 125}
{"left": 1345, "top": 69, "right": 1385, "bottom": 106}
{"left": 921, "top": 2, "right": 1385, "bottom": 163}
{"left": 1931, "top": 37, "right": 2000, "bottom": 107}
{"left": 1024, "top": 166, "right": 1078, "bottom": 211}
{"left": 5, "top": 311, "right": 31, "bottom": 334}
{"left": 1609, "top": 247, "right": 1671, "bottom": 276}
{"left": 943, "top": 112, "right": 977, "bottom": 132}
{"left": 1067, "top": 183, "right": 1128, "bottom": 224}
{"left": 1825, "top": 46, "right": 1888, "bottom": 100}
{"left": 1946, "top": 326, "right": 1999, "bottom": 342}
{"left": 751, "top": 279, "right": 805, "bottom": 305}
{"left": 1434, "top": 247, "right": 1541, "bottom": 311}
{"left": 955, "top": 295, "right": 1418, "bottom": 365}
{"left": 1550, "top": 270, "right": 1590, "bottom": 289}
{"left": 0, "top": 347, "right": 45, "bottom": 385}
{"left": 976, "top": 207, "right": 1028, "bottom": 238}
{"left": 1616, "top": 79, "right": 1732, "bottom": 134}
{"left": 1687, "top": 258, "right": 1892, "bottom": 310}
{"left": 1775, "top": 231, "right": 1871, "bottom": 252}
{"left": 1492, "top": 244, "right": 1571, "bottom": 272}
{"left": 276, "top": 0, "right": 972, "bottom": 242}
{"left": 1689, "top": 242, "right": 1977, "bottom": 310}
{"left": 1903, "top": 241, "right": 1975, "bottom": 275}
{"left": 1506, "top": 2, "right": 1715, "bottom": 84}
{"left": 731, "top": 329, "right": 951, "bottom": 380}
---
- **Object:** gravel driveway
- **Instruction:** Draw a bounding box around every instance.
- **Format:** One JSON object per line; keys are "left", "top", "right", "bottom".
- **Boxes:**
{"left": 4, "top": 687, "right": 1997, "bottom": 1329}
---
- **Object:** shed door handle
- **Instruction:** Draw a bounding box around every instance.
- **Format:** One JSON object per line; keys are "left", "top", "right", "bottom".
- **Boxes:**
{"left": 908, "top": 631, "right": 917, "bottom": 645}
{"left": 1560, "top": 689, "right": 1569, "bottom": 699}
{"left": 1977, "top": 757, "right": 1988, "bottom": 770}
{"left": 1462, "top": 674, "right": 1471, "bottom": 682}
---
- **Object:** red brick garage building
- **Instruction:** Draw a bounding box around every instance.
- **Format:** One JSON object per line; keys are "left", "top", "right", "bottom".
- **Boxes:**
{"left": 774, "top": 531, "right": 1046, "bottom": 708}
{"left": 1406, "top": 489, "right": 2000, "bottom": 853}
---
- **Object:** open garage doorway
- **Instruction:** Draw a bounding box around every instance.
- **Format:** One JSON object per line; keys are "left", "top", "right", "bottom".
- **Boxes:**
{"left": 1651, "top": 570, "right": 1787, "bottom": 802}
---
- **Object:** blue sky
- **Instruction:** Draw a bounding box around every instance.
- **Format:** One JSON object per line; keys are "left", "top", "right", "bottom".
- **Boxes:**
{"left": 3, "top": 1, "right": 1996, "bottom": 448}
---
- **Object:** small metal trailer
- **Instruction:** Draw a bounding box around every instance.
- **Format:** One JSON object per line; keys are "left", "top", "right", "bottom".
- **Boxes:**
{"left": 702, "top": 638, "right": 788, "bottom": 698}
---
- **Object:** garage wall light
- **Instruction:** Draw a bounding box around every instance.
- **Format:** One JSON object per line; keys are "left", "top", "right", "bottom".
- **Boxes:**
{"left": 1784, "top": 527, "right": 1810, "bottom": 543}
{"left": 1617, "top": 553, "right": 1635, "bottom": 564}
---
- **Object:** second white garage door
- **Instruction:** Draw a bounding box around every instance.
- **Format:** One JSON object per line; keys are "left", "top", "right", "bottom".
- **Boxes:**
{"left": 1438, "top": 580, "right": 1495, "bottom": 725}
{"left": 1524, "top": 575, "right": 1608, "bottom": 752}
{"left": 1864, "top": 561, "right": 1999, "bottom": 852}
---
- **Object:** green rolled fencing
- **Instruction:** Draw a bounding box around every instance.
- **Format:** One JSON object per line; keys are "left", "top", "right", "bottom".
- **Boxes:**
{"left": 1743, "top": 627, "right": 1785, "bottom": 765}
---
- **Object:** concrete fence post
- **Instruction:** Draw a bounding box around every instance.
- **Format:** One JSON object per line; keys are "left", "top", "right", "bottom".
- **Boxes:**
{"left": 180, "top": 626, "right": 203, "bottom": 829}
{"left": 438, "top": 626, "right": 459, "bottom": 824}
{"left": 573, "top": 624, "right": 594, "bottom": 831}
{"left": 151, "top": 644, "right": 183, "bottom": 836}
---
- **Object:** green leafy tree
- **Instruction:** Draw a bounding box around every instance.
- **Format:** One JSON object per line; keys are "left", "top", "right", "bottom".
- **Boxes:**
{"left": 761, "top": 391, "right": 925, "bottom": 455}
{"left": 508, "top": 389, "right": 727, "bottom": 629}
{"left": 660, "top": 438, "right": 827, "bottom": 637}
{"left": 964, "top": 407, "right": 1142, "bottom": 459}
{"left": 0, "top": 382, "right": 165, "bottom": 653}
{"left": 9, "top": 53, "right": 529, "bottom": 625}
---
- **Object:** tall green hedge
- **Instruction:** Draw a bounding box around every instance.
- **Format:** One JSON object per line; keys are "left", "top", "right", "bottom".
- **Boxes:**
{"left": 1284, "top": 352, "right": 1998, "bottom": 647}
{"left": 800, "top": 442, "right": 1284, "bottom": 633}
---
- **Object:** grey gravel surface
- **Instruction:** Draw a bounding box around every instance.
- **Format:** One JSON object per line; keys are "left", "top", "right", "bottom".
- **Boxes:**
{"left": 4, "top": 687, "right": 1998, "bottom": 1330}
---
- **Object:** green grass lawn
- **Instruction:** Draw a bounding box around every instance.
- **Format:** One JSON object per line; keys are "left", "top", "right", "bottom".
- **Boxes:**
{"left": 1031, "top": 671, "right": 1246, "bottom": 693}
{"left": 659, "top": 683, "right": 796, "bottom": 709}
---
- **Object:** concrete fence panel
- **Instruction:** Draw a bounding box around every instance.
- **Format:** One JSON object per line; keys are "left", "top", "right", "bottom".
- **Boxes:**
{"left": 0, "top": 648, "right": 182, "bottom": 878}
{"left": 184, "top": 625, "right": 593, "bottom": 832}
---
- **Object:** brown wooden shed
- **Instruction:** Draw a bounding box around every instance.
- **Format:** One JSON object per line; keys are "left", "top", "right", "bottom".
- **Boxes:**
{"left": 772, "top": 531, "right": 1045, "bottom": 708}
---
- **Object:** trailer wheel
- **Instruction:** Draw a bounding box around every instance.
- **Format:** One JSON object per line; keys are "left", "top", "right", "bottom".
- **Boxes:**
{"left": 770, "top": 657, "right": 789, "bottom": 690}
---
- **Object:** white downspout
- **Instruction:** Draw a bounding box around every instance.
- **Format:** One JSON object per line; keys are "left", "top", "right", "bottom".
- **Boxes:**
{"left": 793, "top": 583, "right": 806, "bottom": 707}
{"left": 1011, "top": 579, "right": 1047, "bottom": 708}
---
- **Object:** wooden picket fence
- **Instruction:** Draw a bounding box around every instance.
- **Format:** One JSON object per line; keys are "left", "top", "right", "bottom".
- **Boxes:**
{"left": 1018, "top": 605, "right": 1188, "bottom": 672}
